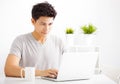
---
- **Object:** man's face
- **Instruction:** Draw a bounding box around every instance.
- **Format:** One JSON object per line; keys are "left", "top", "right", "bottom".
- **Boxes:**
{"left": 32, "top": 16, "right": 54, "bottom": 37}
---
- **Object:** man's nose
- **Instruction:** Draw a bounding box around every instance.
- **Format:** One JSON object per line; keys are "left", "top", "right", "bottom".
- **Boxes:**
{"left": 44, "top": 25, "right": 49, "bottom": 30}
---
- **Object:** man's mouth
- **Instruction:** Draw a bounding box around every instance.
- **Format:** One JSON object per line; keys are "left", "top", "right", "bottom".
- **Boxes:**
{"left": 42, "top": 32, "right": 48, "bottom": 34}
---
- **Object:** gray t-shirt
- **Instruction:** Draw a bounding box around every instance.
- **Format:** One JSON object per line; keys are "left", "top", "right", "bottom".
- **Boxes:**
{"left": 9, "top": 33, "right": 65, "bottom": 70}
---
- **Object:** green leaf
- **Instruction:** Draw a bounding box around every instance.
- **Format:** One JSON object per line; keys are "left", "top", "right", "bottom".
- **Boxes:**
{"left": 81, "top": 24, "right": 97, "bottom": 34}
{"left": 65, "top": 28, "right": 74, "bottom": 34}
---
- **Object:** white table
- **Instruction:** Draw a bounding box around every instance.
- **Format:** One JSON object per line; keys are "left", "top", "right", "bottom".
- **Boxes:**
{"left": 0, "top": 74, "right": 116, "bottom": 84}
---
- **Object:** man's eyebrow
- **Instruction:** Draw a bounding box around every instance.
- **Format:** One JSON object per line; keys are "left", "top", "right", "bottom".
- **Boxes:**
{"left": 38, "top": 21, "right": 45, "bottom": 24}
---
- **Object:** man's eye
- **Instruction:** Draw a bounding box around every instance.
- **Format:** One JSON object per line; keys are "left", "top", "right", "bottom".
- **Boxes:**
{"left": 40, "top": 23, "right": 45, "bottom": 25}
{"left": 49, "top": 23, "right": 53, "bottom": 26}
{"left": 42, "top": 24, "right": 46, "bottom": 25}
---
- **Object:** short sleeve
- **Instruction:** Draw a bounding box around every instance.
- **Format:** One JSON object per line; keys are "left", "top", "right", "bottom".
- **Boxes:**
{"left": 9, "top": 36, "right": 23, "bottom": 58}
{"left": 54, "top": 36, "right": 67, "bottom": 55}
{"left": 59, "top": 38, "right": 67, "bottom": 54}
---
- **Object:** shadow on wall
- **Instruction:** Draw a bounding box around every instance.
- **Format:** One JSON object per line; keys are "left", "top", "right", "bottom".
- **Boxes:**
{"left": 100, "top": 64, "right": 120, "bottom": 84}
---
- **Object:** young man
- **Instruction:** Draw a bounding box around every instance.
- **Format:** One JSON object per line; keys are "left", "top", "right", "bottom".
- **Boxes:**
{"left": 4, "top": 2, "right": 65, "bottom": 78}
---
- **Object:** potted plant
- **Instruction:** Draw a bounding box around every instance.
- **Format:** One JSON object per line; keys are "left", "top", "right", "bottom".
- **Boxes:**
{"left": 80, "top": 24, "right": 97, "bottom": 46}
{"left": 65, "top": 28, "right": 74, "bottom": 34}
{"left": 65, "top": 27, "right": 74, "bottom": 46}
{"left": 81, "top": 24, "right": 97, "bottom": 34}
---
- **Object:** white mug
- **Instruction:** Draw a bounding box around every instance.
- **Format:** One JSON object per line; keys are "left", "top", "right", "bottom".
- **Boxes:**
{"left": 21, "top": 67, "right": 35, "bottom": 81}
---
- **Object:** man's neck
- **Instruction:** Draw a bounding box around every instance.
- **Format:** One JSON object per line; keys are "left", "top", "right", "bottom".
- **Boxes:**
{"left": 32, "top": 31, "right": 47, "bottom": 44}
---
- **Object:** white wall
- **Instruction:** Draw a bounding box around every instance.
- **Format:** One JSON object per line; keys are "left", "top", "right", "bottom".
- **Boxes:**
{"left": 0, "top": 0, "right": 120, "bottom": 82}
{"left": 97, "top": 0, "right": 120, "bottom": 67}
{"left": 96, "top": 0, "right": 120, "bottom": 82}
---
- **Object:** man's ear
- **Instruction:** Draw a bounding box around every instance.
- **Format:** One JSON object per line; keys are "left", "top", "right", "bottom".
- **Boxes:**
{"left": 31, "top": 18, "right": 35, "bottom": 25}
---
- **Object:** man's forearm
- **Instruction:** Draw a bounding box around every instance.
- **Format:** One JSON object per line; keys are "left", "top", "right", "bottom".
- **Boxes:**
{"left": 5, "top": 65, "right": 42, "bottom": 77}
{"left": 5, "top": 65, "right": 24, "bottom": 77}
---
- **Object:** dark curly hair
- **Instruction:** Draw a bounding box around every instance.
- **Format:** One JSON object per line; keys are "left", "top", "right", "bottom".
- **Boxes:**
{"left": 32, "top": 2, "right": 57, "bottom": 21}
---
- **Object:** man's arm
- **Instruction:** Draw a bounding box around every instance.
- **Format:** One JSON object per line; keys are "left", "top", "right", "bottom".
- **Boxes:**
{"left": 4, "top": 54, "right": 23, "bottom": 77}
{"left": 4, "top": 54, "right": 58, "bottom": 78}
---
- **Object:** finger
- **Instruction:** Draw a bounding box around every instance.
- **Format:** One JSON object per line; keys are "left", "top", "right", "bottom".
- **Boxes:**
{"left": 52, "top": 69, "right": 58, "bottom": 73}
{"left": 48, "top": 71, "right": 56, "bottom": 76}
{"left": 48, "top": 70, "right": 58, "bottom": 76}
{"left": 47, "top": 73, "right": 56, "bottom": 78}
{"left": 49, "top": 69, "right": 58, "bottom": 74}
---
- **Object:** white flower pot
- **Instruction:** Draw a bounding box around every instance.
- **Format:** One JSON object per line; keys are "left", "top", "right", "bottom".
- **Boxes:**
{"left": 83, "top": 34, "right": 95, "bottom": 46}
{"left": 74, "top": 34, "right": 96, "bottom": 46}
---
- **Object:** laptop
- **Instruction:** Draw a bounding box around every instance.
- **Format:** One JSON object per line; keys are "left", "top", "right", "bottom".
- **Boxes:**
{"left": 42, "top": 52, "right": 98, "bottom": 82}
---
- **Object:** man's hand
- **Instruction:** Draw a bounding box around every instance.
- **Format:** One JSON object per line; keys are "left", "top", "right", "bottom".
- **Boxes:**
{"left": 40, "top": 69, "right": 58, "bottom": 78}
